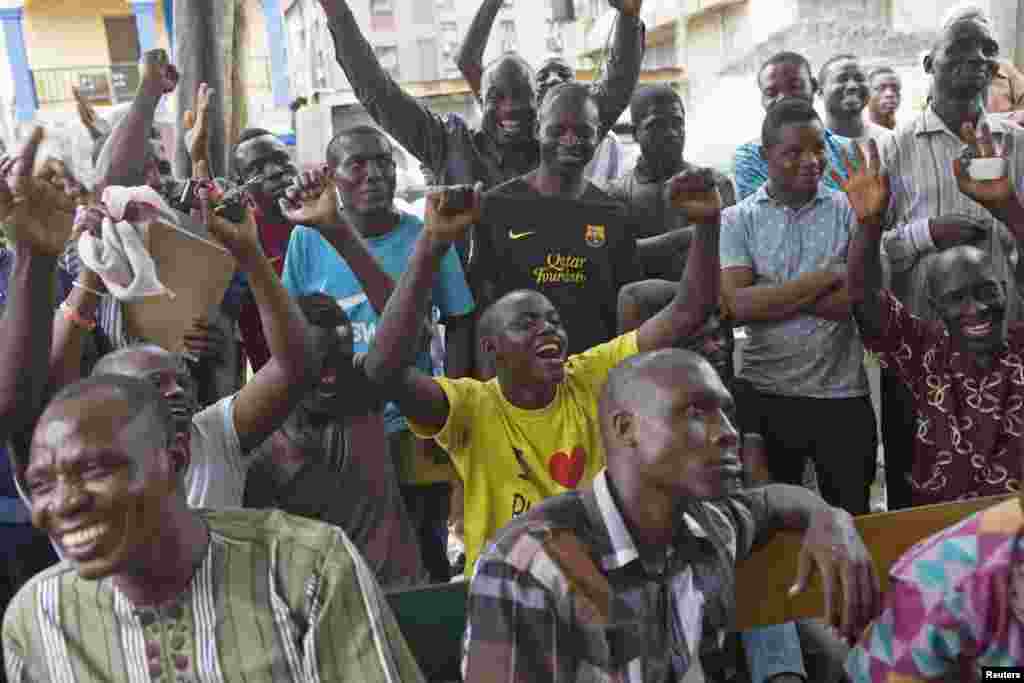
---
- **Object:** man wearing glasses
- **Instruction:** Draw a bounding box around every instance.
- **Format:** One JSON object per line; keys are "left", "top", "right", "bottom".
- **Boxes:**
{"left": 873, "top": 17, "right": 1024, "bottom": 510}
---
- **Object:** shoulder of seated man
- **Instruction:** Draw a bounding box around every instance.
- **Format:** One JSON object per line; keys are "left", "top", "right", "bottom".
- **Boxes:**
{"left": 477, "top": 493, "right": 587, "bottom": 573}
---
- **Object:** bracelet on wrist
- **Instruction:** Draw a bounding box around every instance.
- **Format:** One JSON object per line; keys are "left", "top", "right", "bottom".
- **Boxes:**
{"left": 59, "top": 300, "right": 97, "bottom": 331}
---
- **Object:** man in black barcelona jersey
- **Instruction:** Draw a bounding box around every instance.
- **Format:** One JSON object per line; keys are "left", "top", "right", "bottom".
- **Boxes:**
{"left": 470, "top": 83, "right": 644, "bottom": 374}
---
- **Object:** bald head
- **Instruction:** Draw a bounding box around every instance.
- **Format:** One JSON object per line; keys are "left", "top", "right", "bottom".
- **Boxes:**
{"left": 927, "top": 244, "right": 993, "bottom": 298}
{"left": 600, "top": 349, "right": 718, "bottom": 452}
{"left": 91, "top": 343, "right": 172, "bottom": 377}
{"left": 38, "top": 375, "right": 175, "bottom": 456}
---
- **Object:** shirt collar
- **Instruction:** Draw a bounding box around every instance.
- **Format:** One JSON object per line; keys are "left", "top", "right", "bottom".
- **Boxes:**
{"left": 917, "top": 104, "right": 994, "bottom": 138}
{"left": 586, "top": 469, "right": 709, "bottom": 572}
{"left": 752, "top": 182, "right": 831, "bottom": 207}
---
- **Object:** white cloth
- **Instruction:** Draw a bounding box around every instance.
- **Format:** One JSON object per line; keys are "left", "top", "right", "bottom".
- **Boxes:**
{"left": 77, "top": 186, "right": 175, "bottom": 301}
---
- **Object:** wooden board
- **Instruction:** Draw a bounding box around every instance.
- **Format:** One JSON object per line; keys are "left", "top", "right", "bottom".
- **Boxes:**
{"left": 734, "top": 494, "right": 1015, "bottom": 630}
{"left": 123, "top": 221, "right": 236, "bottom": 354}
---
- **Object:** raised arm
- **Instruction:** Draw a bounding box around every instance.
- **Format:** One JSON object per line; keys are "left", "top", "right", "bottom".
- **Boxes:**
{"left": 635, "top": 168, "right": 722, "bottom": 351}
{"left": 456, "top": 0, "right": 503, "bottom": 100}
{"left": 592, "top": 0, "right": 645, "bottom": 138}
{"left": 204, "top": 199, "right": 317, "bottom": 453}
{"left": 319, "top": 0, "right": 451, "bottom": 177}
{"left": 94, "top": 49, "right": 178, "bottom": 190}
{"left": 364, "top": 187, "right": 481, "bottom": 431}
{"left": 837, "top": 139, "right": 891, "bottom": 339}
{"left": 281, "top": 167, "right": 396, "bottom": 314}
{"left": 0, "top": 129, "right": 74, "bottom": 439}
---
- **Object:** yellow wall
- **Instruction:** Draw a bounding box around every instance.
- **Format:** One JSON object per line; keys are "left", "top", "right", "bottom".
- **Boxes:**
{"left": 22, "top": 0, "right": 171, "bottom": 70}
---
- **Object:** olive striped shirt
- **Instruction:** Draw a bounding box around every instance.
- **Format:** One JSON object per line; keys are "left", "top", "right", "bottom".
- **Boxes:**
{"left": 3, "top": 509, "right": 425, "bottom": 683}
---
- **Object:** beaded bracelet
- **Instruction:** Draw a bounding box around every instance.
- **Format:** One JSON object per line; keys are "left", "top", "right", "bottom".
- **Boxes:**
{"left": 59, "top": 301, "right": 97, "bottom": 331}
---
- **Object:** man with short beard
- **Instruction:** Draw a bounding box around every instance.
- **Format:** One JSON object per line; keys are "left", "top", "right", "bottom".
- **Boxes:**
{"left": 865, "top": 66, "right": 901, "bottom": 131}
{"left": 471, "top": 83, "right": 643, "bottom": 361}
{"left": 316, "top": 0, "right": 643, "bottom": 261}
{"left": 609, "top": 84, "right": 735, "bottom": 282}
{"left": 454, "top": 0, "right": 645, "bottom": 190}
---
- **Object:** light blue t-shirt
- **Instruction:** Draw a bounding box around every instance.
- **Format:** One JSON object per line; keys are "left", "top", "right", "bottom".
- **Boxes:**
{"left": 282, "top": 212, "right": 475, "bottom": 433}
{"left": 720, "top": 185, "right": 868, "bottom": 399}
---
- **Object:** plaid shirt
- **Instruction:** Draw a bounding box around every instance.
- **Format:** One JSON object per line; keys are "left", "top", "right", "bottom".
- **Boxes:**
{"left": 463, "top": 469, "right": 773, "bottom": 683}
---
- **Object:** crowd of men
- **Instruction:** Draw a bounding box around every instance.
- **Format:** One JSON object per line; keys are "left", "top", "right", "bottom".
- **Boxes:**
{"left": 1, "top": 0, "right": 1024, "bottom": 680}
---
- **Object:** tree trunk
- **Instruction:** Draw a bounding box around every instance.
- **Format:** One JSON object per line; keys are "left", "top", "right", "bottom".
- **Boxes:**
{"left": 173, "top": 0, "right": 248, "bottom": 179}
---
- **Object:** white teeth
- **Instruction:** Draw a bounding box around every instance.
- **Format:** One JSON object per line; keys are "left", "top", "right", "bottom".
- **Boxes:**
{"left": 964, "top": 322, "right": 993, "bottom": 337}
{"left": 62, "top": 524, "right": 107, "bottom": 547}
{"left": 537, "top": 344, "right": 560, "bottom": 355}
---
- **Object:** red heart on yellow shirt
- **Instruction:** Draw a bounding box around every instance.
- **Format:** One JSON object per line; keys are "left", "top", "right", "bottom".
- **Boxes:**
{"left": 549, "top": 447, "right": 586, "bottom": 489}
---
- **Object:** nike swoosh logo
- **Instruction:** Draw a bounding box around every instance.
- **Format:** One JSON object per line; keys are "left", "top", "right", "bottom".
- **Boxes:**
{"left": 509, "top": 231, "right": 536, "bottom": 240}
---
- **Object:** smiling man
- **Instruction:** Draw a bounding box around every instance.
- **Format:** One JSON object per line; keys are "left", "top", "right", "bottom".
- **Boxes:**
{"left": 843, "top": 115, "right": 1024, "bottom": 505}
{"left": 462, "top": 349, "right": 880, "bottom": 682}
{"left": 471, "top": 83, "right": 643, "bottom": 359}
{"left": 454, "top": 0, "right": 645, "bottom": 191}
{"left": 818, "top": 54, "right": 894, "bottom": 152}
{"left": 722, "top": 97, "right": 877, "bottom": 516}
{"left": 365, "top": 164, "right": 723, "bottom": 576}
{"left": 4, "top": 374, "right": 425, "bottom": 682}
{"left": 876, "top": 17, "right": 1024, "bottom": 511}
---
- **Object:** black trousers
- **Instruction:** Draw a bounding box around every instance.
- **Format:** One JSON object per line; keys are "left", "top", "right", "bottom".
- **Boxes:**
{"left": 733, "top": 379, "right": 878, "bottom": 516}
{"left": 880, "top": 370, "right": 916, "bottom": 511}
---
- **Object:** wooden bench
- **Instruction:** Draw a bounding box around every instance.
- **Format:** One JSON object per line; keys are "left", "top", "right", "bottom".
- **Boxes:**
{"left": 387, "top": 495, "right": 1013, "bottom": 680}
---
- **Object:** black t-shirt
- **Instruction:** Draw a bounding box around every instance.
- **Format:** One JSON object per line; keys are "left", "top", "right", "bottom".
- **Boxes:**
{"left": 471, "top": 178, "right": 642, "bottom": 354}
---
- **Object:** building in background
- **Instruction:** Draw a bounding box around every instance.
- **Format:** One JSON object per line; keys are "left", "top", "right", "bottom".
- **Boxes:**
{"left": 0, "top": 0, "right": 286, "bottom": 156}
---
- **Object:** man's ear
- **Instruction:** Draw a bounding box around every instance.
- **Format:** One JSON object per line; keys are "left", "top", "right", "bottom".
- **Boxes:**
{"left": 479, "top": 334, "right": 497, "bottom": 358}
{"left": 923, "top": 54, "right": 934, "bottom": 74}
{"left": 611, "top": 410, "right": 637, "bottom": 449}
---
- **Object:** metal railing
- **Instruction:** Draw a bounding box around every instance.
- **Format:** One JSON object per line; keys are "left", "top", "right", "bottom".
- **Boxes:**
{"left": 32, "top": 63, "right": 141, "bottom": 106}
{"left": 32, "top": 57, "right": 274, "bottom": 107}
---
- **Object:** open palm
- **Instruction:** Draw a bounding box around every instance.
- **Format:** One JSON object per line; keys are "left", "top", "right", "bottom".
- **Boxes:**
{"left": 834, "top": 139, "right": 889, "bottom": 226}
{"left": 0, "top": 128, "right": 75, "bottom": 257}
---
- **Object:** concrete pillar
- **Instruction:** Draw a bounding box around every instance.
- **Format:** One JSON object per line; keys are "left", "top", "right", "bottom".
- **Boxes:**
{"left": 262, "top": 0, "right": 291, "bottom": 108}
{"left": 0, "top": 5, "right": 36, "bottom": 122}
{"left": 130, "top": 0, "right": 160, "bottom": 54}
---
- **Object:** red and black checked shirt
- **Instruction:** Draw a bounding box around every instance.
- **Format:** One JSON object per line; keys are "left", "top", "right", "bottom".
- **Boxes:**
{"left": 462, "top": 470, "right": 772, "bottom": 682}
{"left": 861, "top": 290, "right": 1024, "bottom": 505}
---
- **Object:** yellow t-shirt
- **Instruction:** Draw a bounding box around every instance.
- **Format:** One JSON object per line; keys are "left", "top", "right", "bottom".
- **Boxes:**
{"left": 408, "top": 331, "right": 639, "bottom": 575}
